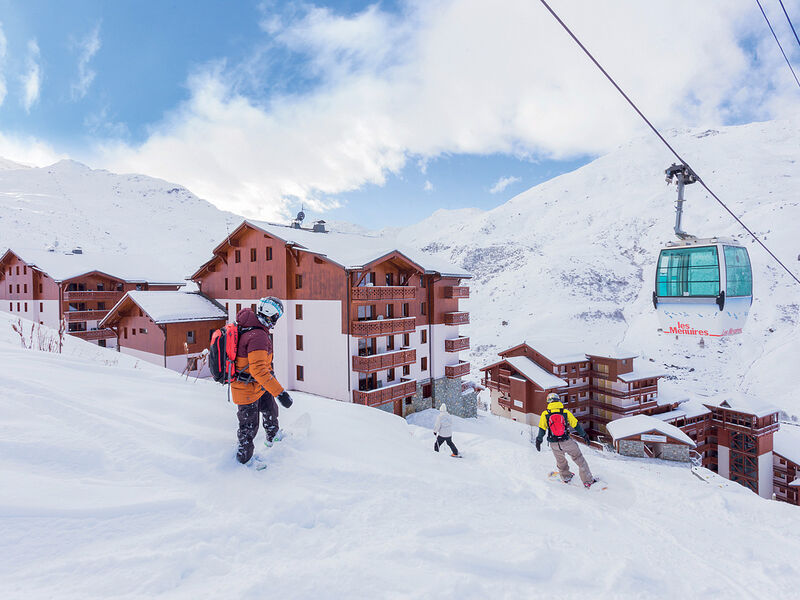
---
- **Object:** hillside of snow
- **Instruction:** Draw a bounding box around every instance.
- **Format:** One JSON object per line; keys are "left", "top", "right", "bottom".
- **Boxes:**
{"left": 2, "top": 324, "right": 800, "bottom": 598}
{"left": 0, "top": 159, "right": 240, "bottom": 281}
{"left": 394, "top": 117, "right": 800, "bottom": 417}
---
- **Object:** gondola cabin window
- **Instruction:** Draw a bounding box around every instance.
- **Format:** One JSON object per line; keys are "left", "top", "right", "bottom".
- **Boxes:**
{"left": 657, "top": 246, "right": 720, "bottom": 297}
{"left": 724, "top": 245, "right": 752, "bottom": 297}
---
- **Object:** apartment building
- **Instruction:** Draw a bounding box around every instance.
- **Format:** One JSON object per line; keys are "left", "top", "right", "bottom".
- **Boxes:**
{"left": 0, "top": 248, "right": 182, "bottom": 346}
{"left": 773, "top": 425, "right": 800, "bottom": 506}
{"left": 190, "top": 218, "right": 476, "bottom": 417}
{"left": 99, "top": 291, "right": 226, "bottom": 377}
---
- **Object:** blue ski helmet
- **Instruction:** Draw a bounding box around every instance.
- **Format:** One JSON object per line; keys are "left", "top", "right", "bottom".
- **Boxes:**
{"left": 256, "top": 296, "right": 284, "bottom": 328}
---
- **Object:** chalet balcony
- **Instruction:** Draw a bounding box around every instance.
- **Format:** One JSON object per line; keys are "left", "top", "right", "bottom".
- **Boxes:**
{"left": 352, "top": 348, "right": 416, "bottom": 373}
{"left": 351, "top": 316, "right": 416, "bottom": 337}
{"left": 65, "top": 310, "right": 110, "bottom": 322}
{"left": 69, "top": 328, "right": 116, "bottom": 341}
{"left": 352, "top": 379, "right": 417, "bottom": 407}
{"left": 445, "top": 336, "right": 470, "bottom": 352}
{"left": 352, "top": 286, "right": 417, "bottom": 301}
{"left": 444, "top": 311, "right": 470, "bottom": 326}
{"left": 64, "top": 291, "right": 123, "bottom": 302}
{"left": 484, "top": 379, "right": 510, "bottom": 393}
{"left": 445, "top": 361, "right": 470, "bottom": 378}
{"left": 444, "top": 286, "right": 470, "bottom": 299}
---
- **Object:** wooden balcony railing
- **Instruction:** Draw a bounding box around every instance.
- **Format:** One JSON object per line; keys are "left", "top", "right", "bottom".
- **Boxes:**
{"left": 485, "top": 380, "right": 510, "bottom": 392}
{"left": 351, "top": 316, "right": 416, "bottom": 337}
{"left": 352, "top": 349, "right": 416, "bottom": 373}
{"left": 444, "top": 311, "right": 469, "bottom": 326}
{"left": 64, "top": 291, "right": 123, "bottom": 302}
{"left": 444, "top": 336, "right": 470, "bottom": 352}
{"left": 445, "top": 361, "right": 470, "bottom": 379}
{"left": 65, "top": 310, "right": 111, "bottom": 322}
{"left": 69, "top": 328, "right": 116, "bottom": 341}
{"left": 352, "top": 286, "right": 417, "bottom": 301}
{"left": 352, "top": 379, "right": 417, "bottom": 407}
{"left": 444, "top": 286, "right": 470, "bottom": 299}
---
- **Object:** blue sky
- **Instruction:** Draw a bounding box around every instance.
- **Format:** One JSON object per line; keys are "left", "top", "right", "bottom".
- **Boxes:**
{"left": 0, "top": 1, "right": 798, "bottom": 228}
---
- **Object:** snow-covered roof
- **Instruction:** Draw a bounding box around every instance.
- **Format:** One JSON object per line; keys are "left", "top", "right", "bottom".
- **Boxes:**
{"left": 653, "top": 400, "right": 711, "bottom": 423}
{"left": 520, "top": 339, "right": 588, "bottom": 365}
{"left": 791, "top": 479, "right": 800, "bottom": 487}
{"left": 245, "top": 220, "right": 471, "bottom": 277}
{"left": 503, "top": 356, "right": 568, "bottom": 389}
{"left": 618, "top": 364, "right": 667, "bottom": 382}
{"left": 104, "top": 291, "right": 226, "bottom": 325}
{"left": 774, "top": 425, "right": 800, "bottom": 466}
{"left": 701, "top": 393, "right": 779, "bottom": 418}
{"left": 606, "top": 415, "right": 695, "bottom": 446}
{"left": 6, "top": 248, "right": 185, "bottom": 285}
{"left": 585, "top": 348, "right": 638, "bottom": 360}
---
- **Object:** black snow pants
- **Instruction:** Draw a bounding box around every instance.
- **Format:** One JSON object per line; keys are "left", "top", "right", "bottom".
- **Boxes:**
{"left": 434, "top": 435, "right": 459, "bottom": 456}
{"left": 236, "top": 391, "right": 279, "bottom": 464}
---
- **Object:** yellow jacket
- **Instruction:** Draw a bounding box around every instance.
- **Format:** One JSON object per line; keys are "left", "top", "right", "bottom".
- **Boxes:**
{"left": 536, "top": 400, "right": 586, "bottom": 442}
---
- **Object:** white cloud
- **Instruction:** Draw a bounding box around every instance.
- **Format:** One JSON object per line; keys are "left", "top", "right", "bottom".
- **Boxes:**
{"left": 71, "top": 24, "right": 101, "bottom": 100}
{"left": 423, "top": 180, "right": 433, "bottom": 192}
{"left": 21, "top": 39, "right": 41, "bottom": 113}
{"left": 0, "top": 131, "right": 63, "bottom": 165}
{"left": 489, "top": 175, "right": 521, "bottom": 194}
{"left": 0, "top": 23, "right": 7, "bottom": 107}
{"left": 97, "top": 0, "right": 796, "bottom": 220}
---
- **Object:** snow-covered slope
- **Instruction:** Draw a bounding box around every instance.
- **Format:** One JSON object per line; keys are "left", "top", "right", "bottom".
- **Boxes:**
{"left": 395, "top": 117, "right": 800, "bottom": 416}
{"left": 1, "top": 329, "right": 799, "bottom": 598}
{"left": 0, "top": 159, "right": 239, "bottom": 281}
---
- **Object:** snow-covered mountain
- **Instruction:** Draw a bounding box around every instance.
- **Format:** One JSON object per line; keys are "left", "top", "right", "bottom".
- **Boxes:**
{"left": 2, "top": 313, "right": 799, "bottom": 598}
{"left": 0, "top": 159, "right": 240, "bottom": 281}
{"left": 394, "top": 117, "right": 800, "bottom": 416}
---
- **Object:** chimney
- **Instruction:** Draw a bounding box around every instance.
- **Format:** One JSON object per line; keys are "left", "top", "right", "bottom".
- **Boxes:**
{"left": 72, "top": 247, "right": 83, "bottom": 255}
{"left": 313, "top": 220, "right": 327, "bottom": 233}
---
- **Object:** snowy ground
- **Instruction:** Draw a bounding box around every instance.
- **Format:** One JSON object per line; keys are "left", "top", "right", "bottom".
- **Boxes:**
{"left": 2, "top": 321, "right": 800, "bottom": 599}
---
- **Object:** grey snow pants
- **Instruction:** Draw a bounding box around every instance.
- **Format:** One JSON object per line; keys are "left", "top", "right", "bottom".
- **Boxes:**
{"left": 550, "top": 437, "right": 594, "bottom": 485}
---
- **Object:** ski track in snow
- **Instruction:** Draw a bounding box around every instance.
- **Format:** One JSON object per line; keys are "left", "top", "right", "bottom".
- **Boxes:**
{"left": 1, "top": 315, "right": 800, "bottom": 599}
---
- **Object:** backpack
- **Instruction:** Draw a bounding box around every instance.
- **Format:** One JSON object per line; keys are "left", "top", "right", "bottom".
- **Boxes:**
{"left": 208, "top": 324, "right": 252, "bottom": 384}
{"left": 546, "top": 409, "right": 570, "bottom": 440}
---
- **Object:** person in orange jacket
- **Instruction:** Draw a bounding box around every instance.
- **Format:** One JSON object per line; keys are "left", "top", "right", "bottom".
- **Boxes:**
{"left": 232, "top": 298, "right": 292, "bottom": 464}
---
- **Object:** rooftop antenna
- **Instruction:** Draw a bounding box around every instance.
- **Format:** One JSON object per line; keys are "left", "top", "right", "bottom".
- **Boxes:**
{"left": 665, "top": 163, "right": 698, "bottom": 240}
{"left": 292, "top": 205, "right": 306, "bottom": 229}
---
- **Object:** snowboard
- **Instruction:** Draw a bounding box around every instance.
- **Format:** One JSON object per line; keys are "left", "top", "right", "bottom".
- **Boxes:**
{"left": 263, "top": 412, "right": 312, "bottom": 447}
{"left": 451, "top": 453, "right": 464, "bottom": 459}
{"left": 548, "top": 471, "right": 607, "bottom": 491}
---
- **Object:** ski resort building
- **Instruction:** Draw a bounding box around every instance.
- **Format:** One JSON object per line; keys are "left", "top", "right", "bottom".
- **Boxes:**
{"left": 773, "top": 425, "right": 800, "bottom": 506}
{"left": 99, "top": 291, "right": 227, "bottom": 377}
{"left": 606, "top": 414, "right": 696, "bottom": 462}
{"left": 0, "top": 248, "right": 183, "bottom": 347}
{"left": 480, "top": 342, "right": 662, "bottom": 432}
{"left": 189, "top": 219, "right": 476, "bottom": 417}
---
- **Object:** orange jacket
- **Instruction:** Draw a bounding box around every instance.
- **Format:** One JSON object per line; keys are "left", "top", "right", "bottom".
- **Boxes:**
{"left": 230, "top": 309, "right": 284, "bottom": 405}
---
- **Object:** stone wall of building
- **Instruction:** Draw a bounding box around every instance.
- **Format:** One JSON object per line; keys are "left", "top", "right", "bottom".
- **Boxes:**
{"left": 619, "top": 439, "right": 645, "bottom": 458}
{"left": 405, "top": 377, "right": 477, "bottom": 419}
{"left": 658, "top": 443, "right": 691, "bottom": 462}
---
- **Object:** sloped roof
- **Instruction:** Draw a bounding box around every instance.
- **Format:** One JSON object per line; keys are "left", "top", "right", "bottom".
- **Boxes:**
{"left": 101, "top": 291, "right": 226, "bottom": 326}
{"left": 701, "top": 393, "right": 779, "bottom": 418}
{"left": 2, "top": 248, "right": 185, "bottom": 285}
{"left": 618, "top": 365, "right": 667, "bottom": 382}
{"left": 606, "top": 414, "right": 695, "bottom": 446}
{"left": 502, "top": 356, "right": 568, "bottom": 389}
{"left": 774, "top": 425, "right": 800, "bottom": 466}
{"left": 504, "top": 340, "right": 588, "bottom": 365}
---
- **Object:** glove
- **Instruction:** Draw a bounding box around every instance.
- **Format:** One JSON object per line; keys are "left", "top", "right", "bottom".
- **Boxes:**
{"left": 535, "top": 438, "right": 542, "bottom": 452}
{"left": 583, "top": 434, "right": 591, "bottom": 445}
{"left": 277, "top": 390, "right": 293, "bottom": 408}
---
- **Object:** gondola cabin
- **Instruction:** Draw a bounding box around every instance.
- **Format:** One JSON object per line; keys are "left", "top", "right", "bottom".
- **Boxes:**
{"left": 653, "top": 237, "right": 752, "bottom": 337}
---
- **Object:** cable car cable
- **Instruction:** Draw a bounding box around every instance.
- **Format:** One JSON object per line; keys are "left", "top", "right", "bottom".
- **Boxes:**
{"left": 777, "top": 0, "right": 800, "bottom": 50}
{"left": 536, "top": 0, "right": 800, "bottom": 287}
{"left": 755, "top": 0, "right": 800, "bottom": 88}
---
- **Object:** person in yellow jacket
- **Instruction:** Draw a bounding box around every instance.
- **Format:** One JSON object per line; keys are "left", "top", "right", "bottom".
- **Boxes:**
{"left": 535, "top": 393, "right": 598, "bottom": 488}
{"left": 232, "top": 298, "right": 293, "bottom": 464}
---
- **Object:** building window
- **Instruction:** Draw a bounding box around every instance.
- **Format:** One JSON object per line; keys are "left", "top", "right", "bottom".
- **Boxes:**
{"left": 386, "top": 273, "right": 394, "bottom": 286}
{"left": 296, "top": 304, "right": 303, "bottom": 320}
{"left": 187, "top": 357, "right": 199, "bottom": 371}
{"left": 236, "top": 303, "right": 242, "bottom": 313}
{"left": 386, "top": 335, "right": 395, "bottom": 350}
{"left": 68, "top": 322, "right": 87, "bottom": 332}
{"left": 235, "top": 250, "right": 241, "bottom": 263}
{"left": 123, "top": 327, "right": 128, "bottom": 339}
{"left": 403, "top": 365, "right": 411, "bottom": 376}
{"left": 97, "top": 302, "right": 106, "bottom": 310}
{"left": 400, "top": 303, "right": 409, "bottom": 317}
{"left": 97, "top": 283, "right": 105, "bottom": 291}
{"left": 421, "top": 357, "right": 428, "bottom": 371}
{"left": 420, "top": 277, "right": 426, "bottom": 288}
{"left": 7, "top": 284, "right": 10, "bottom": 293}
{"left": 23, "top": 266, "right": 26, "bottom": 275}
{"left": 405, "top": 397, "right": 412, "bottom": 406}
{"left": 8, "top": 302, "right": 11, "bottom": 311}
{"left": 266, "top": 247, "right": 273, "bottom": 261}
{"left": 16, "top": 284, "right": 19, "bottom": 293}
{"left": 421, "top": 302, "right": 427, "bottom": 315}
{"left": 23, "top": 284, "right": 27, "bottom": 293}
{"left": 251, "top": 276, "right": 257, "bottom": 290}
{"left": 386, "top": 303, "right": 394, "bottom": 318}
{"left": 39, "top": 302, "right": 43, "bottom": 312}
{"left": 235, "top": 277, "right": 241, "bottom": 290}
{"left": 402, "top": 333, "right": 410, "bottom": 347}
{"left": 24, "top": 302, "right": 27, "bottom": 312}
{"left": 296, "top": 274, "right": 303, "bottom": 289}
{"left": 296, "top": 365, "right": 304, "bottom": 381}
{"left": 296, "top": 335, "right": 303, "bottom": 351}
{"left": 15, "top": 266, "right": 19, "bottom": 275}
{"left": 132, "top": 328, "right": 136, "bottom": 336}
{"left": 250, "top": 248, "right": 257, "bottom": 262}
{"left": 140, "top": 328, "right": 148, "bottom": 334}
{"left": 387, "top": 368, "right": 395, "bottom": 382}
{"left": 251, "top": 303, "right": 256, "bottom": 311}
{"left": 224, "top": 278, "right": 229, "bottom": 291}
{"left": 187, "top": 330, "right": 195, "bottom": 344}
{"left": 225, "top": 302, "right": 229, "bottom": 313}
{"left": 266, "top": 275, "right": 273, "bottom": 289}
{"left": 423, "top": 383, "right": 432, "bottom": 398}
{"left": 16, "top": 302, "right": 20, "bottom": 311}
{"left": 421, "top": 329, "right": 427, "bottom": 344}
